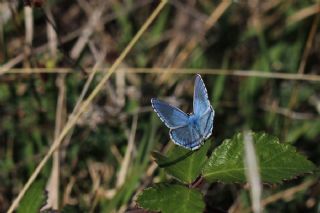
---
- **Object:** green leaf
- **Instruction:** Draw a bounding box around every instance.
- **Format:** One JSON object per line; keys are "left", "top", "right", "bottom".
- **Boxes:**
{"left": 17, "top": 180, "right": 46, "bottom": 213}
{"left": 203, "top": 132, "right": 316, "bottom": 183}
{"left": 152, "top": 142, "right": 210, "bottom": 183}
{"left": 137, "top": 184, "right": 205, "bottom": 213}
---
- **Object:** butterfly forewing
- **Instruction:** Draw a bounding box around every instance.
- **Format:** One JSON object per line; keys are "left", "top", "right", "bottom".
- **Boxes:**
{"left": 193, "top": 74, "right": 211, "bottom": 117}
{"left": 151, "top": 98, "right": 189, "bottom": 129}
{"left": 199, "top": 106, "right": 214, "bottom": 139}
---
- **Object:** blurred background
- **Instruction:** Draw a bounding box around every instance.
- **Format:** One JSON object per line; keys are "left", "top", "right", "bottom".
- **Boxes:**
{"left": 0, "top": 0, "right": 319, "bottom": 212}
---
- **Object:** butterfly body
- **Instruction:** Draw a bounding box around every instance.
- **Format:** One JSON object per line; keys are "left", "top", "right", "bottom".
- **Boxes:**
{"left": 188, "top": 114, "right": 200, "bottom": 128}
{"left": 151, "top": 74, "right": 214, "bottom": 150}
{"left": 186, "top": 114, "right": 203, "bottom": 138}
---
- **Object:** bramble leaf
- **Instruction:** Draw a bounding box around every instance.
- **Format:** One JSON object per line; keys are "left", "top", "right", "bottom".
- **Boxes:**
{"left": 152, "top": 142, "right": 210, "bottom": 183}
{"left": 137, "top": 183, "right": 205, "bottom": 213}
{"left": 203, "top": 132, "right": 316, "bottom": 183}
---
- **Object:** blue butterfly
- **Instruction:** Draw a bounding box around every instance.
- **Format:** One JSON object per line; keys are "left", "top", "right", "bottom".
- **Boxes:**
{"left": 151, "top": 74, "right": 214, "bottom": 150}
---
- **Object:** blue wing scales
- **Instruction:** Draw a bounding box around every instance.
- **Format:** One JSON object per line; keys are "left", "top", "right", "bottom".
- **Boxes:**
{"left": 193, "top": 74, "right": 211, "bottom": 116}
{"left": 169, "top": 126, "right": 202, "bottom": 150}
{"left": 151, "top": 74, "right": 214, "bottom": 150}
{"left": 151, "top": 98, "right": 188, "bottom": 129}
{"left": 199, "top": 106, "right": 214, "bottom": 139}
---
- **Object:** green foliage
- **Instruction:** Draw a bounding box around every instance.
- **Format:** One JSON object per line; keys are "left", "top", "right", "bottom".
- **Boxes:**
{"left": 150, "top": 6, "right": 170, "bottom": 40}
{"left": 138, "top": 132, "right": 316, "bottom": 212}
{"left": 17, "top": 180, "right": 46, "bottom": 213}
{"left": 137, "top": 184, "right": 205, "bottom": 213}
{"left": 202, "top": 132, "right": 316, "bottom": 183}
{"left": 0, "top": 84, "right": 9, "bottom": 101}
{"left": 1, "top": 1, "right": 320, "bottom": 212}
{"left": 100, "top": 114, "right": 159, "bottom": 212}
{"left": 113, "top": 1, "right": 133, "bottom": 46}
{"left": 152, "top": 142, "right": 210, "bottom": 183}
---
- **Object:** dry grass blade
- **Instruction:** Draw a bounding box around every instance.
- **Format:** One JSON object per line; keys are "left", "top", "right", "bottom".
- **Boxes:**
{"left": 244, "top": 132, "right": 262, "bottom": 213}
{"left": 2, "top": 68, "right": 320, "bottom": 82}
{"left": 298, "top": 14, "right": 319, "bottom": 74}
{"left": 0, "top": 55, "right": 24, "bottom": 75}
{"left": 7, "top": 1, "right": 168, "bottom": 212}
{"left": 0, "top": 0, "right": 152, "bottom": 76}
{"left": 23, "top": 6, "right": 33, "bottom": 69}
{"left": 160, "top": 0, "right": 231, "bottom": 82}
{"left": 70, "top": 2, "right": 107, "bottom": 59}
{"left": 261, "top": 104, "right": 316, "bottom": 120}
{"left": 60, "top": 48, "right": 106, "bottom": 160}
{"left": 116, "top": 114, "right": 138, "bottom": 188}
{"left": 42, "top": 5, "right": 61, "bottom": 210}
{"left": 261, "top": 179, "right": 315, "bottom": 207}
{"left": 24, "top": 6, "right": 33, "bottom": 46}
{"left": 285, "top": 13, "right": 320, "bottom": 132}
{"left": 45, "top": 6, "right": 58, "bottom": 57}
{"left": 287, "top": 4, "right": 320, "bottom": 24}
{"left": 43, "top": 74, "right": 66, "bottom": 210}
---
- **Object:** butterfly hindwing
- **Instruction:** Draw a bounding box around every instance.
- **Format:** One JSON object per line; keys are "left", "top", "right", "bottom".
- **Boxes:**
{"left": 169, "top": 126, "right": 202, "bottom": 150}
{"left": 151, "top": 98, "right": 189, "bottom": 129}
{"left": 193, "top": 74, "right": 211, "bottom": 117}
